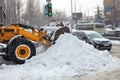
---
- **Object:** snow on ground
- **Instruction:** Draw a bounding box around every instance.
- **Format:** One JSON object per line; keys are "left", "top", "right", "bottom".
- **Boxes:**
{"left": 111, "top": 40, "right": 120, "bottom": 45}
{"left": 0, "top": 33, "right": 120, "bottom": 80}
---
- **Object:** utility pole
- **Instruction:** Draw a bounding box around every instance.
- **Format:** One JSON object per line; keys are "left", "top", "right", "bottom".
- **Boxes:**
{"left": 71, "top": 0, "right": 73, "bottom": 20}
{"left": 74, "top": 0, "right": 77, "bottom": 13}
{"left": 96, "top": 5, "right": 100, "bottom": 22}
{"left": 74, "top": 0, "right": 77, "bottom": 28}
{"left": 112, "top": 0, "right": 116, "bottom": 30}
{"left": 97, "top": 5, "right": 100, "bottom": 16}
{"left": 71, "top": 0, "right": 73, "bottom": 32}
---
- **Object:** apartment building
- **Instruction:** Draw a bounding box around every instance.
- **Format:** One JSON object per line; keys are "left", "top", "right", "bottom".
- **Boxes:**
{"left": 104, "top": 0, "right": 120, "bottom": 26}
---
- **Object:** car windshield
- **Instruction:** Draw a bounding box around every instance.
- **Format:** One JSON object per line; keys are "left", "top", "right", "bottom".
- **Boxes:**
{"left": 87, "top": 32, "right": 103, "bottom": 39}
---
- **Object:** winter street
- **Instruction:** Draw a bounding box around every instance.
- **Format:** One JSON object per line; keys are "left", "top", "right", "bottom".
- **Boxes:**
{"left": 0, "top": 34, "right": 120, "bottom": 80}
{"left": 0, "top": 0, "right": 120, "bottom": 79}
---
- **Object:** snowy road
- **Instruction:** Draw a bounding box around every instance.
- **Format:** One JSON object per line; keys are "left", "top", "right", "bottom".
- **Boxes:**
{"left": 72, "top": 68, "right": 120, "bottom": 80}
{"left": 111, "top": 44, "right": 120, "bottom": 58}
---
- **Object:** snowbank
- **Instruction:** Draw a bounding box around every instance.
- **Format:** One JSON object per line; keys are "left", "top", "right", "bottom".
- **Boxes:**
{"left": 0, "top": 33, "right": 120, "bottom": 80}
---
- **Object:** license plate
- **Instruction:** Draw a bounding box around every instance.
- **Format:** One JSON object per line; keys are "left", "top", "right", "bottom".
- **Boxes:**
{"left": 103, "top": 43, "right": 109, "bottom": 46}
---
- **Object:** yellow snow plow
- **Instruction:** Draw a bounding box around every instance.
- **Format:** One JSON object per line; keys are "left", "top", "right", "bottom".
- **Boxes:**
{"left": 0, "top": 23, "right": 70, "bottom": 64}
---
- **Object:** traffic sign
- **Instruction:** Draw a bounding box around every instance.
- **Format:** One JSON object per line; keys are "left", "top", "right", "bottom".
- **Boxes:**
{"left": 44, "top": 5, "right": 48, "bottom": 16}
{"left": 72, "top": 13, "right": 82, "bottom": 20}
{"left": 106, "top": 6, "right": 111, "bottom": 12}
{"left": 106, "top": 6, "right": 112, "bottom": 15}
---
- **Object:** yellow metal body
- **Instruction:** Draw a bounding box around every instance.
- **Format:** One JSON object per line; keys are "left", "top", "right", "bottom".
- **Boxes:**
{"left": 0, "top": 24, "right": 51, "bottom": 46}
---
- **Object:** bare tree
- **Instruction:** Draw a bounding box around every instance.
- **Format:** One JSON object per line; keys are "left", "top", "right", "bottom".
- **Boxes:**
{"left": 0, "top": 0, "right": 6, "bottom": 25}
{"left": 53, "top": 11, "right": 67, "bottom": 21}
{"left": 16, "top": 0, "right": 22, "bottom": 23}
{"left": 32, "top": 0, "right": 41, "bottom": 27}
{"left": 5, "top": 0, "right": 13, "bottom": 24}
{"left": 22, "top": 0, "right": 47, "bottom": 27}
{"left": 22, "top": 0, "right": 36, "bottom": 26}
{"left": 4, "top": 0, "right": 22, "bottom": 25}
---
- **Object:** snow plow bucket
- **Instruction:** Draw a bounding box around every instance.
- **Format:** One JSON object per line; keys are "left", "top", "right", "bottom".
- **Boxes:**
{"left": 42, "top": 26, "right": 70, "bottom": 44}
{"left": 54, "top": 27, "right": 70, "bottom": 41}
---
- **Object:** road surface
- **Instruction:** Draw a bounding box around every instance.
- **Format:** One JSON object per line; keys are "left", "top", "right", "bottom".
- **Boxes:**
{"left": 111, "top": 44, "right": 120, "bottom": 58}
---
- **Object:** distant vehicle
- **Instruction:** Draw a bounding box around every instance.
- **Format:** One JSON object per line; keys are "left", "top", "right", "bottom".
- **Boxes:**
{"left": 72, "top": 30, "right": 112, "bottom": 51}
{"left": 105, "top": 24, "right": 112, "bottom": 29}
{"left": 72, "top": 23, "right": 105, "bottom": 34}
{"left": 104, "top": 29, "right": 120, "bottom": 37}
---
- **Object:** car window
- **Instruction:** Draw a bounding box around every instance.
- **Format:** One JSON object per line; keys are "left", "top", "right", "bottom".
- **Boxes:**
{"left": 95, "top": 24, "right": 105, "bottom": 28}
{"left": 76, "top": 25, "right": 94, "bottom": 30}
{"left": 72, "top": 32, "right": 79, "bottom": 37}
{"left": 72, "top": 32, "right": 87, "bottom": 40}
{"left": 87, "top": 32, "right": 103, "bottom": 39}
{"left": 114, "top": 31, "right": 120, "bottom": 34}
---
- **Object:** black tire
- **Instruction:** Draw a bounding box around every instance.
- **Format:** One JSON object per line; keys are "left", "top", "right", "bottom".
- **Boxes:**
{"left": 8, "top": 37, "right": 36, "bottom": 64}
{"left": 2, "top": 55, "right": 11, "bottom": 61}
{"left": 107, "top": 48, "right": 111, "bottom": 52}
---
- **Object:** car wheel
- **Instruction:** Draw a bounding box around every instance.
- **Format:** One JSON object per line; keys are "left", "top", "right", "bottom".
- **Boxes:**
{"left": 107, "top": 48, "right": 111, "bottom": 52}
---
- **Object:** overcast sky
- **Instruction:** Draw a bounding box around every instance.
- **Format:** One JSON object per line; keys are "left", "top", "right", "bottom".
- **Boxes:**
{"left": 41, "top": 0, "right": 103, "bottom": 16}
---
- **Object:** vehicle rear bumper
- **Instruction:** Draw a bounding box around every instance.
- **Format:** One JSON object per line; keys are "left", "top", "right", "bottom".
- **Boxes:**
{"left": 98, "top": 46, "right": 111, "bottom": 50}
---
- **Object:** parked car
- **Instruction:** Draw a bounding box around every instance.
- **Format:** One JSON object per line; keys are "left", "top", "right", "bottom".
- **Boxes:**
{"left": 72, "top": 30, "right": 112, "bottom": 51}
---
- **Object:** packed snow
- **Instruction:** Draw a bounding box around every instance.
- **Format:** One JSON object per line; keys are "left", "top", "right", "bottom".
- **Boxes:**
{"left": 0, "top": 33, "right": 120, "bottom": 80}
{"left": 111, "top": 40, "right": 120, "bottom": 45}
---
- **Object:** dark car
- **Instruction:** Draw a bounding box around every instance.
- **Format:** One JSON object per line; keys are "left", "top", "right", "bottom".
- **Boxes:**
{"left": 72, "top": 30, "right": 112, "bottom": 51}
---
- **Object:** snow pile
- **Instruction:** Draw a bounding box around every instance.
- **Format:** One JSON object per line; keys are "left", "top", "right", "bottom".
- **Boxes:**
{"left": 0, "top": 33, "right": 120, "bottom": 80}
